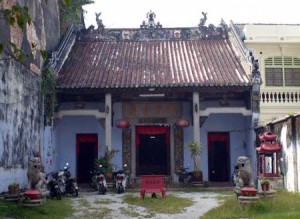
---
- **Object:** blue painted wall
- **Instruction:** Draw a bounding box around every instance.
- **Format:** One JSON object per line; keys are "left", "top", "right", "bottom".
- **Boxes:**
{"left": 47, "top": 101, "right": 255, "bottom": 182}
{"left": 199, "top": 114, "right": 253, "bottom": 181}
{"left": 54, "top": 116, "right": 105, "bottom": 177}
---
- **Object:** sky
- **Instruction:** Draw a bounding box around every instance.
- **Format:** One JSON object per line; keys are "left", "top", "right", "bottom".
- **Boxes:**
{"left": 83, "top": 0, "right": 300, "bottom": 29}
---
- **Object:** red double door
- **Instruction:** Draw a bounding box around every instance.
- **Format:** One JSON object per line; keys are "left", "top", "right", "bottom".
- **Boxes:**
{"left": 208, "top": 132, "right": 230, "bottom": 182}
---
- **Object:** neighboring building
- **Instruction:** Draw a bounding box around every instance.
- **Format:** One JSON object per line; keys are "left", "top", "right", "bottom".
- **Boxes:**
{"left": 231, "top": 22, "right": 300, "bottom": 192}
{"left": 43, "top": 12, "right": 260, "bottom": 184}
{"left": 231, "top": 22, "right": 300, "bottom": 125}
{"left": 265, "top": 114, "right": 300, "bottom": 192}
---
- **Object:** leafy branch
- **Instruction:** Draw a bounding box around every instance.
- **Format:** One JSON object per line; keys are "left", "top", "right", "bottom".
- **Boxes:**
{"left": 0, "top": 0, "right": 72, "bottom": 61}
{"left": 41, "top": 67, "right": 57, "bottom": 124}
{"left": 1, "top": 5, "right": 31, "bottom": 30}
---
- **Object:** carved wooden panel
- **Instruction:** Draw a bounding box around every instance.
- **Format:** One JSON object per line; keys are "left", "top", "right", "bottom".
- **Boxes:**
{"left": 174, "top": 127, "right": 184, "bottom": 174}
{"left": 122, "top": 127, "right": 132, "bottom": 173}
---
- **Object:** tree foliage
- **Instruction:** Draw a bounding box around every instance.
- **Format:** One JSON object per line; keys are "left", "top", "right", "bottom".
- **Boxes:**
{"left": 0, "top": 1, "right": 33, "bottom": 60}
{"left": 0, "top": 0, "right": 93, "bottom": 61}
{"left": 59, "top": 0, "right": 94, "bottom": 35}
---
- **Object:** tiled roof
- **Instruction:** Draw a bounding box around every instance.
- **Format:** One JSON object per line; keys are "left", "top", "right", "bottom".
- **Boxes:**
{"left": 57, "top": 39, "right": 251, "bottom": 90}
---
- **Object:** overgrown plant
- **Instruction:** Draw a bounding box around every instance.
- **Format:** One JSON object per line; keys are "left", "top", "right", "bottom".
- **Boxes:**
{"left": 94, "top": 146, "right": 119, "bottom": 173}
{"left": 41, "top": 67, "right": 57, "bottom": 125}
{"left": 187, "top": 141, "right": 202, "bottom": 171}
{"left": 0, "top": 0, "right": 49, "bottom": 61}
{"left": 0, "top": 0, "right": 92, "bottom": 61}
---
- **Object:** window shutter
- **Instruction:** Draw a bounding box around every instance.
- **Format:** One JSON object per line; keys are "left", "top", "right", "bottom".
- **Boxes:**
{"left": 264, "top": 57, "right": 273, "bottom": 66}
{"left": 293, "top": 57, "right": 300, "bottom": 66}
{"left": 284, "top": 57, "right": 293, "bottom": 66}
{"left": 273, "top": 57, "right": 282, "bottom": 66}
{"left": 285, "top": 68, "right": 300, "bottom": 86}
{"left": 265, "top": 68, "right": 283, "bottom": 86}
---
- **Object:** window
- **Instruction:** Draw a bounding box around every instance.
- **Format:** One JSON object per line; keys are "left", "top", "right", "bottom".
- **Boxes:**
{"left": 265, "top": 56, "right": 300, "bottom": 87}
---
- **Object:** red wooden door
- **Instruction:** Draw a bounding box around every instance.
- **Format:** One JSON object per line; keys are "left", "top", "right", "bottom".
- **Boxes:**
{"left": 208, "top": 132, "right": 230, "bottom": 182}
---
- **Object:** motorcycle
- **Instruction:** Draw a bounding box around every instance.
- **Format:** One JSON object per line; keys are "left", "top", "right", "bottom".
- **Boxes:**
{"left": 89, "top": 170, "right": 98, "bottom": 190}
{"left": 63, "top": 163, "right": 79, "bottom": 197}
{"left": 178, "top": 164, "right": 194, "bottom": 186}
{"left": 95, "top": 165, "right": 107, "bottom": 195}
{"left": 114, "top": 164, "right": 127, "bottom": 194}
{"left": 231, "top": 164, "right": 239, "bottom": 186}
{"left": 57, "top": 169, "right": 66, "bottom": 195}
{"left": 46, "top": 171, "right": 62, "bottom": 200}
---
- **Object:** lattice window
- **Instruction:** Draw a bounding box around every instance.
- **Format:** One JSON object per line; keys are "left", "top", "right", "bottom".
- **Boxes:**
{"left": 285, "top": 68, "right": 300, "bottom": 86}
{"left": 264, "top": 56, "right": 300, "bottom": 87}
{"left": 265, "top": 68, "right": 283, "bottom": 86}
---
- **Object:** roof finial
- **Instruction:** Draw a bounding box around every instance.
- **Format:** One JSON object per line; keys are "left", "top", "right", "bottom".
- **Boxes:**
{"left": 140, "top": 10, "right": 162, "bottom": 29}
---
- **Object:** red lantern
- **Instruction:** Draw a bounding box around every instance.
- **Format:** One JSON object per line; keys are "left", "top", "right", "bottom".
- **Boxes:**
{"left": 175, "top": 118, "right": 190, "bottom": 128}
{"left": 116, "top": 119, "right": 130, "bottom": 129}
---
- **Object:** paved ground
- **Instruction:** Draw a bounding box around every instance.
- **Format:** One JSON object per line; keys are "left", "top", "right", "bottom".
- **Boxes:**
{"left": 68, "top": 189, "right": 226, "bottom": 219}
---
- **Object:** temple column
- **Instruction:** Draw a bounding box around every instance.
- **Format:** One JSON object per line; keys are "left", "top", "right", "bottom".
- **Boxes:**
{"left": 193, "top": 92, "right": 200, "bottom": 169}
{"left": 105, "top": 93, "right": 112, "bottom": 150}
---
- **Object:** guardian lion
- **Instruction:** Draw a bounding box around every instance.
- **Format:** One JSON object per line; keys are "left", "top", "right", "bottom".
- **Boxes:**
{"left": 27, "top": 157, "right": 46, "bottom": 191}
{"left": 235, "top": 156, "right": 255, "bottom": 189}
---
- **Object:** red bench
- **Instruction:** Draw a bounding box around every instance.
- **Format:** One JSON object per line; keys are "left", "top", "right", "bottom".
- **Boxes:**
{"left": 140, "top": 175, "right": 166, "bottom": 199}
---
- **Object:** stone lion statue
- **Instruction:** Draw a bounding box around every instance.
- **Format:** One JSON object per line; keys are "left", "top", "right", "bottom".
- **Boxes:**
{"left": 27, "top": 157, "right": 46, "bottom": 191}
{"left": 235, "top": 156, "right": 255, "bottom": 189}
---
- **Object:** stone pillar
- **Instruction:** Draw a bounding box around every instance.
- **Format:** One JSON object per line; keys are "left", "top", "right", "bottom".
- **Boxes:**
{"left": 193, "top": 92, "right": 200, "bottom": 170}
{"left": 170, "top": 123, "right": 175, "bottom": 181}
{"left": 105, "top": 93, "right": 112, "bottom": 150}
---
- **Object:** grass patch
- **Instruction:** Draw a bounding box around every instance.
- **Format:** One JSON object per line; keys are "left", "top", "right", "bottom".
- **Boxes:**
{"left": 202, "top": 189, "right": 300, "bottom": 219}
{"left": 93, "top": 198, "right": 114, "bottom": 205}
{"left": 0, "top": 198, "right": 73, "bottom": 219}
{"left": 76, "top": 198, "right": 91, "bottom": 208}
{"left": 120, "top": 206, "right": 141, "bottom": 217}
{"left": 72, "top": 207, "right": 112, "bottom": 219}
{"left": 123, "top": 194, "right": 194, "bottom": 214}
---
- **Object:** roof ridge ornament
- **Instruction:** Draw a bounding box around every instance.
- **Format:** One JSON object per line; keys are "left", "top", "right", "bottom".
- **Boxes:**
{"left": 199, "top": 12, "right": 207, "bottom": 27}
{"left": 79, "top": 12, "right": 229, "bottom": 41}
{"left": 140, "top": 10, "right": 163, "bottom": 29}
{"left": 95, "top": 12, "right": 105, "bottom": 33}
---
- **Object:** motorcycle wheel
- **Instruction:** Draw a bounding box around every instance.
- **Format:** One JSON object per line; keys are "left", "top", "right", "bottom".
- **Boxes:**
{"left": 56, "top": 188, "right": 62, "bottom": 200}
{"left": 118, "top": 186, "right": 124, "bottom": 194}
{"left": 187, "top": 175, "right": 193, "bottom": 184}
{"left": 99, "top": 185, "right": 107, "bottom": 195}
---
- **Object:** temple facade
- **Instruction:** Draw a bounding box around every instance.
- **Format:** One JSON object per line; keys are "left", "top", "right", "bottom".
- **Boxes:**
{"left": 43, "top": 12, "right": 260, "bottom": 184}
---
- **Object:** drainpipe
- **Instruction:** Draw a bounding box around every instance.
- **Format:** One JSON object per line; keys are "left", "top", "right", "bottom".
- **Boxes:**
{"left": 193, "top": 92, "right": 200, "bottom": 170}
{"left": 105, "top": 93, "right": 112, "bottom": 150}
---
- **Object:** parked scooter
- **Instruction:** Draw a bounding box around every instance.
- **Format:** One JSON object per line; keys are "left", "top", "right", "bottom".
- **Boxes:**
{"left": 231, "top": 164, "right": 239, "bottom": 186}
{"left": 63, "top": 163, "right": 79, "bottom": 196}
{"left": 114, "top": 164, "right": 127, "bottom": 194}
{"left": 46, "top": 171, "right": 62, "bottom": 200}
{"left": 57, "top": 169, "right": 67, "bottom": 194}
{"left": 178, "top": 164, "right": 194, "bottom": 186}
{"left": 57, "top": 163, "right": 79, "bottom": 197}
{"left": 95, "top": 165, "right": 107, "bottom": 195}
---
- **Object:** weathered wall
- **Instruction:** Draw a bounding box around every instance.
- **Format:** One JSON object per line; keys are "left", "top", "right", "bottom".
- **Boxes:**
{"left": 267, "top": 115, "right": 300, "bottom": 192}
{"left": 0, "top": 0, "right": 60, "bottom": 192}
{"left": 0, "top": 54, "right": 41, "bottom": 192}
